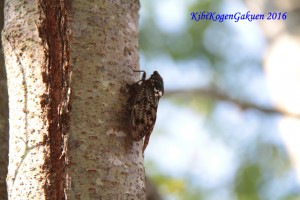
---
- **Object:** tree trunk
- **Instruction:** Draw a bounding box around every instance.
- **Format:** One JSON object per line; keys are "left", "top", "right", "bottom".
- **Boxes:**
{"left": 2, "top": 0, "right": 145, "bottom": 199}
{"left": 67, "top": 0, "right": 145, "bottom": 199}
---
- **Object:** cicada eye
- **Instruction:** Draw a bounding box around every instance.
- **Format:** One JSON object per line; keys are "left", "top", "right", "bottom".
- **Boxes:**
{"left": 154, "top": 81, "right": 164, "bottom": 97}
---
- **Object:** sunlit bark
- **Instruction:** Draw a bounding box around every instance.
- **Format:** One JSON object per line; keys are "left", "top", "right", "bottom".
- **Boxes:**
{"left": 2, "top": 0, "right": 145, "bottom": 199}
{"left": 67, "top": 0, "right": 145, "bottom": 199}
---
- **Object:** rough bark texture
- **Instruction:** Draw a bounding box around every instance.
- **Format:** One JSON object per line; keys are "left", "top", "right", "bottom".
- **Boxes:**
{"left": 0, "top": 0, "right": 9, "bottom": 198}
{"left": 67, "top": 0, "right": 145, "bottom": 199}
{"left": 2, "top": 1, "right": 50, "bottom": 199}
{"left": 38, "top": 0, "right": 71, "bottom": 199}
{"left": 3, "top": 0, "right": 145, "bottom": 199}
{"left": 3, "top": 0, "right": 70, "bottom": 199}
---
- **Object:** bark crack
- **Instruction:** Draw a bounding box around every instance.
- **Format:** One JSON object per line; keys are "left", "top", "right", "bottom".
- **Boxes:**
{"left": 38, "top": 0, "right": 71, "bottom": 199}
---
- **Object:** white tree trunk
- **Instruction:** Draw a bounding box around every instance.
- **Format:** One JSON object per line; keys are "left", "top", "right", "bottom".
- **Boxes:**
{"left": 2, "top": 0, "right": 145, "bottom": 199}
{"left": 3, "top": 0, "right": 51, "bottom": 198}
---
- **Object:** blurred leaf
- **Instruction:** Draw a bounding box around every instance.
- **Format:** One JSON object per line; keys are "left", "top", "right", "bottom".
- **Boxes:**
{"left": 235, "top": 164, "right": 261, "bottom": 200}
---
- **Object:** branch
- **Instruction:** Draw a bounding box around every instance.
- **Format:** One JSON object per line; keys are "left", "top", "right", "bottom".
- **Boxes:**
{"left": 165, "top": 88, "right": 300, "bottom": 118}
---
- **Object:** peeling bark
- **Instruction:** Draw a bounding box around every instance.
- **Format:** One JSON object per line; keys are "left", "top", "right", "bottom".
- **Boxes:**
{"left": 37, "top": 0, "right": 71, "bottom": 199}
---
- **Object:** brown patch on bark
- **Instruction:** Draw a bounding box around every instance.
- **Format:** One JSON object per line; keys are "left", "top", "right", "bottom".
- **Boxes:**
{"left": 38, "top": 0, "right": 71, "bottom": 199}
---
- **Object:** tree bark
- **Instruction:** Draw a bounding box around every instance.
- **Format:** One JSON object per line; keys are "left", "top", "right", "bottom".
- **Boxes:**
{"left": 67, "top": 0, "right": 145, "bottom": 199}
{"left": 3, "top": 1, "right": 50, "bottom": 199}
{"left": 2, "top": 0, "right": 145, "bottom": 199}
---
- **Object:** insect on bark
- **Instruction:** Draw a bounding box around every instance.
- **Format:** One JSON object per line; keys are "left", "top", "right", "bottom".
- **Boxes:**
{"left": 130, "top": 70, "right": 164, "bottom": 153}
